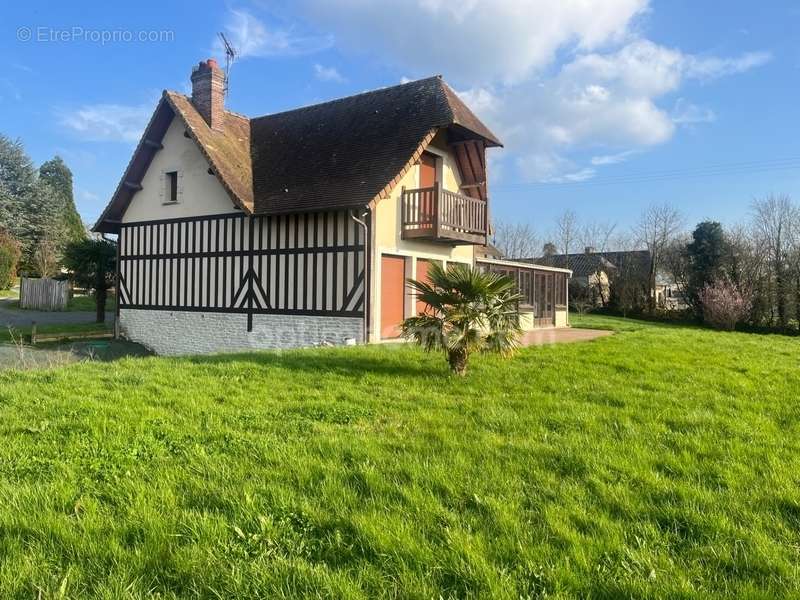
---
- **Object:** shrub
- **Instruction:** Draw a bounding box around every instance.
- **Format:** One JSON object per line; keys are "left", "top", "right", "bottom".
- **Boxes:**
{"left": 402, "top": 263, "right": 522, "bottom": 376}
{"left": 699, "top": 279, "right": 752, "bottom": 331}
{"left": 0, "top": 228, "right": 21, "bottom": 289}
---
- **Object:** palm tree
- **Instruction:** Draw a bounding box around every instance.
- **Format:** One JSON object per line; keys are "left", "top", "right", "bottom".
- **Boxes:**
{"left": 401, "top": 262, "right": 523, "bottom": 376}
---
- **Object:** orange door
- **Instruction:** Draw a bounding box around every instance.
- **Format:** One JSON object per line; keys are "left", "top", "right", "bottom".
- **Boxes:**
{"left": 419, "top": 152, "right": 437, "bottom": 187}
{"left": 416, "top": 259, "right": 433, "bottom": 315}
{"left": 381, "top": 255, "right": 406, "bottom": 339}
{"left": 419, "top": 153, "right": 437, "bottom": 222}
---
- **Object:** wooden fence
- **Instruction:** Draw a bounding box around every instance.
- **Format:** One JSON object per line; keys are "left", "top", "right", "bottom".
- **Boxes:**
{"left": 19, "top": 277, "right": 69, "bottom": 311}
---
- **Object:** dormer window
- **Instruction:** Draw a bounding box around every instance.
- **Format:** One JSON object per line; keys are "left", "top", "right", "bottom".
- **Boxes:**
{"left": 165, "top": 171, "right": 179, "bottom": 203}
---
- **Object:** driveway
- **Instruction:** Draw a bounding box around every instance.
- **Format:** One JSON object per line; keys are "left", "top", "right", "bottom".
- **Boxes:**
{"left": 520, "top": 327, "right": 613, "bottom": 346}
{"left": 0, "top": 299, "right": 115, "bottom": 328}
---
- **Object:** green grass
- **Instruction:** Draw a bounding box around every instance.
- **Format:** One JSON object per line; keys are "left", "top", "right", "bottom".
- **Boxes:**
{"left": 0, "top": 321, "right": 112, "bottom": 344}
{"left": 1, "top": 294, "right": 115, "bottom": 312}
{"left": 0, "top": 316, "right": 799, "bottom": 598}
{"left": 66, "top": 294, "right": 116, "bottom": 313}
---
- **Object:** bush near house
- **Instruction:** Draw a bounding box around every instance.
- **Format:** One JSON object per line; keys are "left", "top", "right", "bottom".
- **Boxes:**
{"left": 0, "top": 315, "right": 798, "bottom": 597}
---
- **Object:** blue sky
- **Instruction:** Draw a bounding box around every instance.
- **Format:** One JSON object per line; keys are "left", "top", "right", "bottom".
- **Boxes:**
{"left": 2, "top": 1, "right": 798, "bottom": 238}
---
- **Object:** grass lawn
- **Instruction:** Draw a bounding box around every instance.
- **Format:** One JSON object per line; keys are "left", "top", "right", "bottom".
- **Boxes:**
{"left": 0, "top": 316, "right": 798, "bottom": 598}
{"left": 0, "top": 321, "right": 112, "bottom": 344}
{"left": 66, "top": 293, "right": 116, "bottom": 313}
{"left": 1, "top": 294, "right": 116, "bottom": 312}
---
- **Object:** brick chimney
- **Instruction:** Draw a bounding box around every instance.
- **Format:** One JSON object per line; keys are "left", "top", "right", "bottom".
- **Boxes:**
{"left": 190, "top": 59, "right": 225, "bottom": 130}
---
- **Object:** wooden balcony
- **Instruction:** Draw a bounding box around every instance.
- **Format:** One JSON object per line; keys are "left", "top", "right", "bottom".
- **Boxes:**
{"left": 401, "top": 183, "right": 488, "bottom": 245}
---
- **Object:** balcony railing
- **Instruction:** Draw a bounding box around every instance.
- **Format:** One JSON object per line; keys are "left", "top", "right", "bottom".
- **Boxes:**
{"left": 401, "top": 183, "right": 488, "bottom": 245}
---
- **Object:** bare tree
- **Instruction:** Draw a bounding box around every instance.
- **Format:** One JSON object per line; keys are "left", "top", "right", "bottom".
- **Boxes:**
{"left": 579, "top": 220, "right": 617, "bottom": 252}
{"left": 662, "top": 233, "right": 691, "bottom": 303}
{"left": 554, "top": 209, "right": 579, "bottom": 267}
{"left": 492, "top": 221, "right": 541, "bottom": 259}
{"left": 33, "top": 235, "right": 60, "bottom": 278}
{"left": 751, "top": 194, "right": 799, "bottom": 328}
{"left": 634, "top": 203, "right": 685, "bottom": 313}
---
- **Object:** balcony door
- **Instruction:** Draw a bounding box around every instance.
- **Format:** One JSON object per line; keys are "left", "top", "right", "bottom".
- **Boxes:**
{"left": 418, "top": 152, "right": 438, "bottom": 228}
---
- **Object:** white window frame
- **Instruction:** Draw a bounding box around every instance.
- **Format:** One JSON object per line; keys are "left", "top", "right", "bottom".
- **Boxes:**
{"left": 160, "top": 168, "right": 184, "bottom": 205}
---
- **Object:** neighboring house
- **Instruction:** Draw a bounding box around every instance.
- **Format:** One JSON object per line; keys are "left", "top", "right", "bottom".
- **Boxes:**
{"left": 528, "top": 248, "right": 652, "bottom": 306}
{"left": 94, "top": 59, "right": 570, "bottom": 355}
{"left": 655, "top": 275, "right": 688, "bottom": 310}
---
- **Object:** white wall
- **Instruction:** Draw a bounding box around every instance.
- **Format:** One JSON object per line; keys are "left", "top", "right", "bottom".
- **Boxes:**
{"left": 122, "top": 116, "right": 237, "bottom": 223}
{"left": 121, "top": 309, "right": 363, "bottom": 356}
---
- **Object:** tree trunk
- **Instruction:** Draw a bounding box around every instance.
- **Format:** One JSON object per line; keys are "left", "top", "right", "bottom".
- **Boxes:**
{"left": 96, "top": 285, "right": 106, "bottom": 324}
{"left": 447, "top": 348, "right": 468, "bottom": 376}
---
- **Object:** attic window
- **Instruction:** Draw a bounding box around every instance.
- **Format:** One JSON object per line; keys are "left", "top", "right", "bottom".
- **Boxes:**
{"left": 165, "top": 171, "right": 178, "bottom": 203}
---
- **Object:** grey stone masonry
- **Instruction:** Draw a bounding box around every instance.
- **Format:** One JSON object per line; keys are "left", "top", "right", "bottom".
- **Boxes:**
{"left": 120, "top": 309, "right": 363, "bottom": 356}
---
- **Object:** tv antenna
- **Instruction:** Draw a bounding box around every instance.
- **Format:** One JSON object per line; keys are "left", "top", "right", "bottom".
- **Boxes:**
{"left": 218, "top": 32, "right": 237, "bottom": 97}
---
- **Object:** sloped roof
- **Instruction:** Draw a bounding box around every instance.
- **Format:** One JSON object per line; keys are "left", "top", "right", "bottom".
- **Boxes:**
{"left": 93, "top": 92, "right": 252, "bottom": 233}
{"left": 526, "top": 250, "right": 651, "bottom": 278}
{"left": 94, "top": 76, "right": 501, "bottom": 232}
{"left": 250, "top": 76, "right": 499, "bottom": 214}
{"left": 166, "top": 92, "right": 252, "bottom": 210}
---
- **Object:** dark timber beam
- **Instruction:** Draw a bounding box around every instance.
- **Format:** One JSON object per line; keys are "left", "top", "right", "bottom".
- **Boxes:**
{"left": 123, "top": 181, "right": 143, "bottom": 191}
{"left": 143, "top": 139, "right": 163, "bottom": 150}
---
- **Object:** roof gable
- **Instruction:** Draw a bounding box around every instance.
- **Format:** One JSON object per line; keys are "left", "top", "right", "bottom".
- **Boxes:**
{"left": 94, "top": 76, "right": 500, "bottom": 231}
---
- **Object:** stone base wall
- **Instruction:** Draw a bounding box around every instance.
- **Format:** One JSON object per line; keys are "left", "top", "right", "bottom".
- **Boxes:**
{"left": 120, "top": 309, "right": 364, "bottom": 356}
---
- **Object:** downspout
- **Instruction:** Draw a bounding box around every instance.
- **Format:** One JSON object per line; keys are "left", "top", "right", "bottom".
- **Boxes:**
{"left": 109, "top": 231, "right": 121, "bottom": 339}
{"left": 350, "top": 208, "right": 371, "bottom": 344}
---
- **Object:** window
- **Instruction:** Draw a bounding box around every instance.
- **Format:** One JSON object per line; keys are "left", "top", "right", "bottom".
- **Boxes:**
{"left": 165, "top": 171, "right": 178, "bottom": 203}
{"left": 555, "top": 273, "right": 567, "bottom": 306}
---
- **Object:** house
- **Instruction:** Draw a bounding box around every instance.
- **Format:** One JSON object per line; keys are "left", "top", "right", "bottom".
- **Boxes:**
{"left": 94, "top": 59, "right": 571, "bottom": 355}
{"left": 529, "top": 248, "right": 651, "bottom": 306}
{"left": 655, "top": 274, "right": 688, "bottom": 310}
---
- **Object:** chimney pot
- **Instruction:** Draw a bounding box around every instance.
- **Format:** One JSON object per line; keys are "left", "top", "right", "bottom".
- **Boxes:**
{"left": 190, "top": 58, "right": 225, "bottom": 130}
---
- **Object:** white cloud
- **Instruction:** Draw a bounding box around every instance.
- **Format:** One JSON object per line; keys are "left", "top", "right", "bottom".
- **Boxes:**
{"left": 211, "top": 3, "right": 770, "bottom": 184}
{"left": 516, "top": 153, "right": 596, "bottom": 183}
{"left": 684, "top": 51, "right": 771, "bottom": 80}
{"left": 591, "top": 150, "right": 637, "bottom": 165}
{"left": 313, "top": 63, "right": 345, "bottom": 82}
{"left": 671, "top": 98, "right": 716, "bottom": 124}
{"left": 220, "top": 9, "right": 332, "bottom": 59}
{"left": 59, "top": 103, "right": 152, "bottom": 143}
{"left": 454, "top": 39, "right": 768, "bottom": 181}
{"left": 299, "top": 0, "right": 648, "bottom": 85}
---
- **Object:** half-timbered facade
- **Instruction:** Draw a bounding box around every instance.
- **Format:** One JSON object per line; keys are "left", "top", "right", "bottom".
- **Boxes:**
{"left": 94, "top": 59, "right": 570, "bottom": 355}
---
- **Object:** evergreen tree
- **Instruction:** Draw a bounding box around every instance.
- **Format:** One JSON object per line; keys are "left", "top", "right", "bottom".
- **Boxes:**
{"left": 0, "top": 135, "right": 36, "bottom": 247}
{"left": 0, "top": 135, "right": 86, "bottom": 274}
{"left": 39, "top": 156, "right": 86, "bottom": 243}
{"left": 686, "top": 221, "right": 726, "bottom": 316}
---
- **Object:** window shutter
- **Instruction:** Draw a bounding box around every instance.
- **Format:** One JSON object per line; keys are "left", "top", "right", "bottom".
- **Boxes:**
{"left": 177, "top": 170, "right": 184, "bottom": 202}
